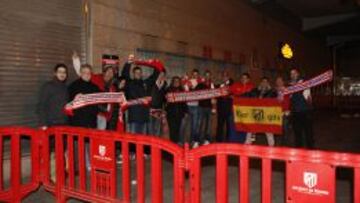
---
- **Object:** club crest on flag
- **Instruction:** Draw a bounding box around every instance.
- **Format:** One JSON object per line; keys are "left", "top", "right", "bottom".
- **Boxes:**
{"left": 98, "top": 145, "right": 106, "bottom": 157}
{"left": 303, "top": 172, "right": 317, "bottom": 189}
{"left": 252, "top": 109, "right": 265, "bottom": 122}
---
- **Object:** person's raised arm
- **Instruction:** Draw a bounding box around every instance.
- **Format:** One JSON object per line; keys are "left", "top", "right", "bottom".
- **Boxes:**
{"left": 72, "top": 51, "right": 81, "bottom": 76}
{"left": 120, "top": 54, "right": 135, "bottom": 81}
{"left": 145, "top": 68, "right": 160, "bottom": 87}
{"left": 142, "top": 59, "right": 165, "bottom": 86}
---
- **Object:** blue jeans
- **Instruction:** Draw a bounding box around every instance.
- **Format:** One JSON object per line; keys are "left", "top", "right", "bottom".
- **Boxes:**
{"left": 188, "top": 106, "right": 201, "bottom": 143}
{"left": 179, "top": 115, "right": 189, "bottom": 144}
{"left": 199, "top": 107, "right": 212, "bottom": 142}
{"left": 228, "top": 114, "right": 246, "bottom": 143}
{"left": 128, "top": 122, "right": 148, "bottom": 134}
{"left": 149, "top": 116, "right": 162, "bottom": 136}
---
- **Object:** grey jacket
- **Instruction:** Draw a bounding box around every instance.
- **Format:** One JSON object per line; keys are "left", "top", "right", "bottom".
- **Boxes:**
{"left": 37, "top": 79, "right": 69, "bottom": 126}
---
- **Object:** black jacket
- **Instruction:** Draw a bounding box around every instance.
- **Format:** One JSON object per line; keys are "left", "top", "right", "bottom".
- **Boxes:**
{"left": 165, "top": 86, "right": 188, "bottom": 118}
{"left": 37, "top": 79, "right": 69, "bottom": 126}
{"left": 216, "top": 79, "right": 234, "bottom": 116}
{"left": 249, "top": 87, "right": 277, "bottom": 98}
{"left": 197, "top": 83, "right": 212, "bottom": 108}
{"left": 289, "top": 78, "right": 312, "bottom": 112}
{"left": 151, "top": 81, "right": 167, "bottom": 109}
{"left": 68, "top": 78, "right": 100, "bottom": 128}
{"left": 121, "top": 62, "right": 160, "bottom": 122}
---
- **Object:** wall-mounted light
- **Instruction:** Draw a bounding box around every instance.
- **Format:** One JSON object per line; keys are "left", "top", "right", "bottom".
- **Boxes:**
{"left": 280, "top": 43, "right": 293, "bottom": 59}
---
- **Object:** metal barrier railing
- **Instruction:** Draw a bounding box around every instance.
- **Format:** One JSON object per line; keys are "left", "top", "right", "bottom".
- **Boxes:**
{"left": 0, "top": 126, "right": 359, "bottom": 203}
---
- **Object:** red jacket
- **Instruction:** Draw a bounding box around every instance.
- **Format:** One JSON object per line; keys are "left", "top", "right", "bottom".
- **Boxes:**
{"left": 230, "top": 82, "right": 254, "bottom": 96}
{"left": 91, "top": 74, "right": 116, "bottom": 92}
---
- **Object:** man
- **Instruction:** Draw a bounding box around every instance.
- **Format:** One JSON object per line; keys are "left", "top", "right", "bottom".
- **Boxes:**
{"left": 183, "top": 69, "right": 203, "bottom": 148}
{"left": 216, "top": 71, "right": 234, "bottom": 142}
{"left": 230, "top": 73, "right": 254, "bottom": 96}
{"left": 228, "top": 73, "right": 255, "bottom": 143}
{"left": 166, "top": 76, "right": 188, "bottom": 144}
{"left": 37, "top": 64, "right": 69, "bottom": 129}
{"left": 289, "top": 68, "right": 314, "bottom": 149}
{"left": 275, "top": 76, "right": 291, "bottom": 146}
{"left": 68, "top": 64, "right": 100, "bottom": 128}
{"left": 244, "top": 77, "right": 277, "bottom": 146}
{"left": 149, "top": 71, "right": 167, "bottom": 136}
{"left": 72, "top": 52, "right": 117, "bottom": 130}
{"left": 198, "top": 70, "right": 214, "bottom": 145}
{"left": 121, "top": 55, "right": 161, "bottom": 134}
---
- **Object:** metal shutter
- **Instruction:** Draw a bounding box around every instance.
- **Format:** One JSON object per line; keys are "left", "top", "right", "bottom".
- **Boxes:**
{"left": 0, "top": 0, "right": 83, "bottom": 126}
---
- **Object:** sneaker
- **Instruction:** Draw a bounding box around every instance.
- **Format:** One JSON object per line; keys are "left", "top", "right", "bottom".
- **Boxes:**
{"left": 203, "top": 140, "right": 210, "bottom": 145}
{"left": 116, "top": 154, "right": 123, "bottom": 164}
{"left": 130, "top": 154, "right": 136, "bottom": 161}
{"left": 143, "top": 154, "right": 151, "bottom": 160}
{"left": 251, "top": 134, "right": 256, "bottom": 142}
{"left": 192, "top": 142, "right": 199, "bottom": 149}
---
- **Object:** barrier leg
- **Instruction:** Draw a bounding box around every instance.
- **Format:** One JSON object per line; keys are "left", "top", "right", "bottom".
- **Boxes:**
{"left": 174, "top": 156, "right": 185, "bottom": 203}
{"left": 136, "top": 144, "right": 145, "bottom": 203}
{"left": 11, "top": 133, "right": 21, "bottom": 203}
{"left": 67, "top": 135, "right": 75, "bottom": 188}
{"left": 78, "top": 137, "right": 86, "bottom": 191}
{"left": 55, "top": 133, "right": 66, "bottom": 203}
{"left": 355, "top": 168, "right": 360, "bottom": 203}
{"left": 0, "top": 136, "right": 3, "bottom": 190}
{"left": 122, "top": 141, "right": 130, "bottom": 202}
{"left": 190, "top": 158, "right": 201, "bottom": 203}
{"left": 151, "top": 146, "right": 163, "bottom": 203}
{"left": 239, "top": 156, "right": 249, "bottom": 203}
{"left": 261, "top": 159, "right": 272, "bottom": 203}
{"left": 216, "top": 154, "right": 228, "bottom": 203}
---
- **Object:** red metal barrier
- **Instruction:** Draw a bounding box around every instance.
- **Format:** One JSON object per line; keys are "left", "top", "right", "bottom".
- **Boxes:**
{"left": 186, "top": 144, "right": 360, "bottom": 203}
{"left": 41, "top": 127, "right": 185, "bottom": 203}
{"left": 0, "top": 126, "right": 360, "bottom": 203}
{"left": 0, "top": 127, "right": 40, "bottom": 202}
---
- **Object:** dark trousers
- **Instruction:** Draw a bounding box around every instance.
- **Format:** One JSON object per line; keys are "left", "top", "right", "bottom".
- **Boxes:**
{"left": 167, "top": 114, "right": 183, "bottom": 143}
{"left": 199, "top": 107, "right": 212, "bottom": 142}
{"left": 216, "top": 113, "right": 232, "bottom": 142}
{"left": 292, "top": 111, "right": 314, "bottom": 149}
{"left": 276, "top": 115, "right": 291, "bottom": 146}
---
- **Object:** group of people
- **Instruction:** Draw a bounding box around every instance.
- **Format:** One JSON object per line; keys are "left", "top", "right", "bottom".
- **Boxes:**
{"left": 37, "top": 54, "right": 315, "bottom": 149}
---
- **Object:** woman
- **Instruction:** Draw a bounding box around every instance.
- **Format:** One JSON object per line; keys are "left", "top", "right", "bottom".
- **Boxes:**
{"left": 166, "top": 76, "right": 188, "bottom": 144}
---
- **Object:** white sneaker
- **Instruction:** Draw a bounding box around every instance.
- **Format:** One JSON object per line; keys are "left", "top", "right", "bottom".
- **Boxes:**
{"left": 143, "top": 154, "right": 151, "bottom": 160}
{"left": 192, "top": 142, "right": 199, "bottom": 149}
{"left": 116, "top": 154, "right": 123, "bottom": 164}
{"left": 203, "top": 140, "right": 210, "bottom": 145}
{"left": 251, "top": 134, "right": 256, "bottom": 142}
